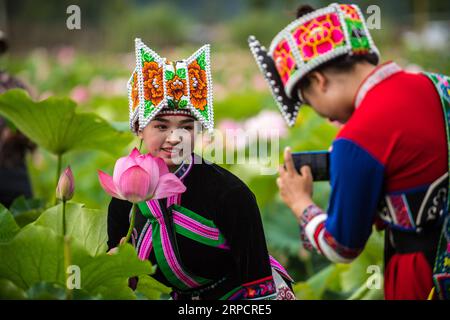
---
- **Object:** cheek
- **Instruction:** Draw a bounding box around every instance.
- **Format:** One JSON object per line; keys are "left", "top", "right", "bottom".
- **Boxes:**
{"left": 325, "top": 94, "right": 348, "bottom": 116}
{"left": 309, "top": 96, "right": 329, "bottom": 116}
{"left": 142, "top": 132, "right": 166, "bottom": 155}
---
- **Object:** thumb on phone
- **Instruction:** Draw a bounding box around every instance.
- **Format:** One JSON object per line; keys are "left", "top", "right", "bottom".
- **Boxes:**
{"left": 300, "top": 165, "right": 313, "bottom": 180}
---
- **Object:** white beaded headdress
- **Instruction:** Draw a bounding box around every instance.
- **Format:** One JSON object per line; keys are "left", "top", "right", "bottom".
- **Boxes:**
{"left": 128, "top": 38, "right": 214, "bottom": 134}
{"left": 248, "top": 3, "right": 380, "bottom": 126}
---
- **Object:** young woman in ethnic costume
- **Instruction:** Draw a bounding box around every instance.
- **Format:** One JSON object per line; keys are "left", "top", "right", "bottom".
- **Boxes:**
{"left": 107, "top": 39, "right": 295, "bottom": 300}
{"left": 249, "top": 4, "right": 450, "bottom": 299}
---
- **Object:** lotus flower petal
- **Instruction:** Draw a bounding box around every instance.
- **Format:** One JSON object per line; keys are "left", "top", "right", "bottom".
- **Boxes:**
{"left": 56, "top": 166, "right": 75, "bottom": 201}
{"left": 113, "top": 148, "right": 140, "bottom": 186}
{"left": 136, "top": 154, "right": 160, "bottom": 195}
{"left": 135, "top": 154, "right": 160, "bottom": 179}
{"left": 99, "top": 148, "right": 186, "bottom": 204}
{"left": 118, "top": 165, "right": 152, "bottom": 203}
{"left": 153, "top": 173, "right": 187, "bottom": 200}
{"left": 98, "top": 170, "right": 123, "bottom": 200}
{"left": 129, "top": 147, "right": 141, "bottom": 159}
{"left": 155, "top": 156, "right": 170, "bottom": 176}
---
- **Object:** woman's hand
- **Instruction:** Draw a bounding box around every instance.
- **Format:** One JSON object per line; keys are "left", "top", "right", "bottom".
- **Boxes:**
{"left": 277, "top": 147, "right": 315, "bottom": 221}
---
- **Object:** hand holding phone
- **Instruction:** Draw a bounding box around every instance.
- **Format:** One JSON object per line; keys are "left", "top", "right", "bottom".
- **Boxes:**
{"left": 289, "top": 151, "right": 330, "bottom": 181}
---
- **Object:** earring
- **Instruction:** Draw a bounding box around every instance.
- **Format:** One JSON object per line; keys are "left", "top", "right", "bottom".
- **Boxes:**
{"left": 138, "top": 138, "right": 143, "bottom": 152}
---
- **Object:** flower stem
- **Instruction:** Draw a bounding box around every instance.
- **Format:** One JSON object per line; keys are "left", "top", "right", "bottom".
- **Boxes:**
{"left": 62, "top": 200, "right": 72, "bottom": 300}
{"left": 124, "top": 204, "right": 136, "bottom": 245}
{"left": 55, "top": 154, "right": 62, "bottom": 205}
{"left": 62, "top": 199, "right": 66, "bottom": 236}
{"left": 64, "top": 235, "right": 72, "bottom": 300}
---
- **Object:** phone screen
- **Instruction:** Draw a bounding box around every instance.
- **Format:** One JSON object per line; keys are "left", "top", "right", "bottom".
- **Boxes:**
{"left": 290, "top": 151, "right": 330, "bottom": 181}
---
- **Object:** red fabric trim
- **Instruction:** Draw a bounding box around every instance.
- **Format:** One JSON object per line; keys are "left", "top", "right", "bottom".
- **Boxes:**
{"left": 313, "top": 222, "right": 325, "bottom": 254}
{"left": 242, "top": 275, "right": 273, "bottom": 287}
{"left": 158, "top": 113, "right": 195, "bottom": 118}
{"left": 322, "top": 229, "right": 361, "bottom": 259}
{"left": 351, "top": 60, "right": 394, "bottom": 108}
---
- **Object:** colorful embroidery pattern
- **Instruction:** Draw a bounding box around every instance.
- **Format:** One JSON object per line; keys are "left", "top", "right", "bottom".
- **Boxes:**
{"left": 188, "top": 58, "right": 208, "bottom": 111}
{"left": 299, "top": 204, "right": 325, "bottom": 251}
{"left": 388, "top": 194, "right": 415, "bottom": 230}
{"left": 250, "top": 3, "right": 379, "bottom": 126}
{"left": 435, "top": 74, "right": 450, "bottom": 104}
{"left": 300, "top": 204, "right": 361, "bottom": 260}
{"left": 424, "top": 72, "right": 450, "bottom": 300}
{"left": 165, "top": 61, "right": 188, "bottom": 109}
{"left": 127, "top": 68, "right": 140, "bottom": 126}
{"left": 130, "top": 72, "right": 139, "bottom": 112}
{"left": 142, "top": 57, "right": 164, "bottom": 105}
{"left": 292, "top": 13, "right": 345, "bottom": 62}
{"left": 222, "top": 276, "right": 276, "bottom": 300}
{"left": 276, "top": 286, "right": 296, "bottom": 300}
{"left": 340, "top": 4, "right": 370, "bottom": 53}
{"left": 131, "top": 41, "right": 167, "bottom": 131}
{"left": 322, "top": 229, "right": 362, "bottom": 260}
{"left": 339, "top": 4, "right": 359, "bottom": 20}
{"left": 272, "top": 38, "right": 297, "bottom": 85}
{"left": 186, "top": 46, "right": 213, "bottom": 125}
{"left": 432, "top": 216, "right": 450, "bottom": 300}
{"left": 129, "top": 39, "right": 215, "bottom": 134}
{"left": 248, "top": 37, "right": 301, "bottom": 127}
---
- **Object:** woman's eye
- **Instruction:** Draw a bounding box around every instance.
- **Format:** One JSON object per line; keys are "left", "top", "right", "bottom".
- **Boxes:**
{"left": 181, "top": 126, "right": 194, "bottom": 131}
{"left": 155, "top": 125, "right": 167, "bottom": 130}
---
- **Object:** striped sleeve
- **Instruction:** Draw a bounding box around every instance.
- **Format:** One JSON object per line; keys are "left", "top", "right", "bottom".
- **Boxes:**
{"left": 299, "top": 138, "right": 385, "bottom": 263}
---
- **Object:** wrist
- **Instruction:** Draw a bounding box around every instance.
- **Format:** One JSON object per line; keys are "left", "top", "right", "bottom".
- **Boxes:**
{"left": 291, "top": 198, "right": 314, "bottom": 221}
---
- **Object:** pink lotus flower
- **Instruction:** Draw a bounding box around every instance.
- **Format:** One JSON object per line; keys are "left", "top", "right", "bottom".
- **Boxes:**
{"left": 245, "top": 110, "right": 288, "bottom": 139}
{"left": 98, "top": 148, "right": 186, "bottom": 203}
{"left": 56, "top": 166, "right": 75, "bottom": 201}
{"left": 70, "top": 85, "right": 89, "bottom": 104}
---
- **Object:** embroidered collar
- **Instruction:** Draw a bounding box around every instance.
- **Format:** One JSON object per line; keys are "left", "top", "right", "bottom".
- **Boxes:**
{"left": 173, "top": 153, "right": 194, "bottom": 180}
{"left": 354, "top": 61, "right": 402, "bottom": 109}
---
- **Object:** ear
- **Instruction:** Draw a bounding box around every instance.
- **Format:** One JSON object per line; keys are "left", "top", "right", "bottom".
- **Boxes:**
{"left": 308, "top": 71, "right": 328, "bottom": 94}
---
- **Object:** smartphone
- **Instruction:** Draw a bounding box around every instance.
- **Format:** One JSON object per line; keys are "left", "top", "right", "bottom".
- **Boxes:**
{"left": 290, "top": 151, "right": 330, "bottom": 181}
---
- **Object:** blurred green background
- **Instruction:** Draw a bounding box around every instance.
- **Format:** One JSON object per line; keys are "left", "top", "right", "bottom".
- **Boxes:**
{"left": 0, "top": 0, "right": 449, "bottom": 299}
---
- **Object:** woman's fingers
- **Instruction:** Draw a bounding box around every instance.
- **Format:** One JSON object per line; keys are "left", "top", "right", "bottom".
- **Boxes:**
{"left": 300, "top": 165, "right": 312, "bottom": 179}
{"left": 284, "top": 147, "right": 296, "bottom": 175}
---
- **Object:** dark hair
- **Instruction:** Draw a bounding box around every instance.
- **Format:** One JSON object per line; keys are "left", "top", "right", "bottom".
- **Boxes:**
{"left": 0, "top": 30, "right": 8, "bottom": 56}
{"left": 0, "top": 72, "right": 36, "bottom": 168}
{"left": 295, "top": 5, "right": 379, "bottom": 92}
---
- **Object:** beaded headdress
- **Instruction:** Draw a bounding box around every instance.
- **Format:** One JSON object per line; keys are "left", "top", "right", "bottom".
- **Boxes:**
{"left": 248, "top": 3, "right": 379, "bottom": 126}
{"left": 128, "top": 38, "right": 214, "bottom": 134}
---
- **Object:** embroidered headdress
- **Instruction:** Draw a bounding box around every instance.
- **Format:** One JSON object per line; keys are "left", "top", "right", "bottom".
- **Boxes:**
{"left": 128, "top": 38, "right": 214, "bottom": 134}
{"left": 248, "top": 3, "right": 380, "bottom": 126}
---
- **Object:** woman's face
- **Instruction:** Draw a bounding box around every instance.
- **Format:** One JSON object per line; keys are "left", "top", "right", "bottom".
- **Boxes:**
{"left": 138, "top": 115, "right": 195, "bottom": 169}
{"left": 299, "top": 71, "right": 355, "bottom": 124}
